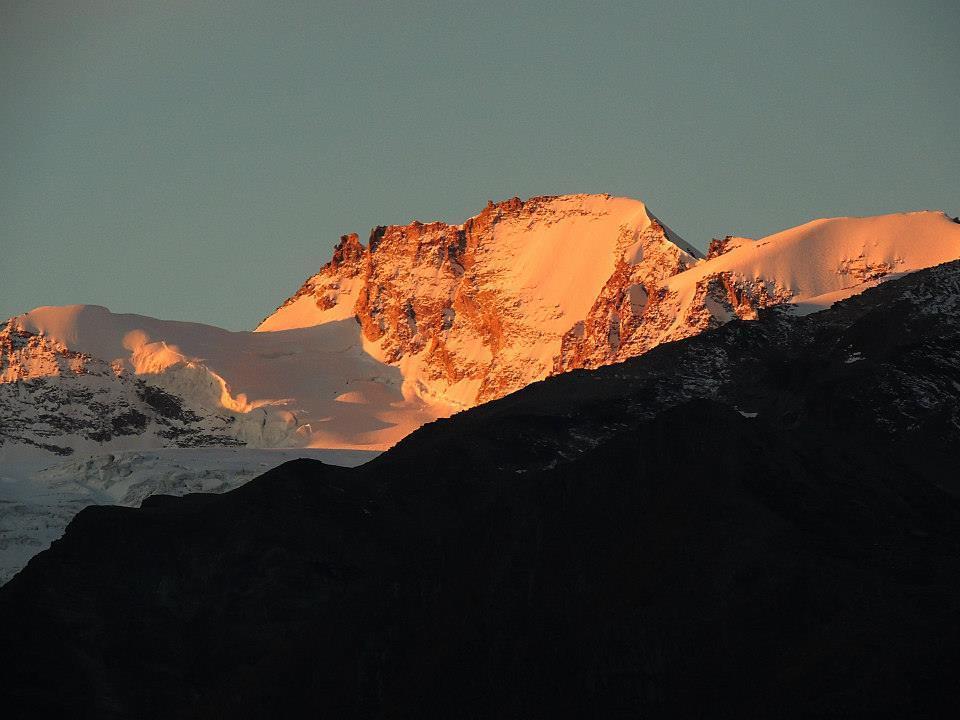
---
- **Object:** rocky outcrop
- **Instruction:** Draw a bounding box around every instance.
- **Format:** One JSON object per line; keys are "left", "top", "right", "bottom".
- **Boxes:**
{"left": 352, "top": 198, "right": 567, "bottom": 403}
{"left": 0, "top": 319, "right": 244, "bottom": 455}
{"left": 355, "top": 220, "right": 467, "bottom": 360}
{"left": 264, "top": 233, "right": 366, "bottom": 321}
{"left": 0, "top": 321, "right": 106, "bottom": 383}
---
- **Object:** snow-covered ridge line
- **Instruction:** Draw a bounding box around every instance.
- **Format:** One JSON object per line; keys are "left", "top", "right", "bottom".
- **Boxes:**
{"left": 4, "top": 199, "right": 959, "bottom": 460}
{"left": 649, "top": 210, "right": 960, "bottom": 349}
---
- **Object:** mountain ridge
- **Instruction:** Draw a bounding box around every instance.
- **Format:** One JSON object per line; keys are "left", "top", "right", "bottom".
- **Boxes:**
{"left": 4, "top": 259, "right": 959, "bottom": 718}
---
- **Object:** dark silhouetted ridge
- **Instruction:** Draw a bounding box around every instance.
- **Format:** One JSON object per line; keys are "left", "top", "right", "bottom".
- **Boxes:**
{"left": 3, "top": 262, "right": 960, "bottom": 719}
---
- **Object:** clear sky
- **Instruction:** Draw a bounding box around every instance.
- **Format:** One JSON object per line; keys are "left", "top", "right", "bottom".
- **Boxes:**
{"left": 2, "top": 1, "right": 957, "bottom": 330}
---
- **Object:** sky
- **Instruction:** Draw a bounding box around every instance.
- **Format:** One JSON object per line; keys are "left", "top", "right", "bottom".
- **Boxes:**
{"left": 1, "top": 0, "right": 957, "bottom": 330}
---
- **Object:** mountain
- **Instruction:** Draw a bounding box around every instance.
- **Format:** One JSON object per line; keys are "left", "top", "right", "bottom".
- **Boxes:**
{"left": 257, "top": 194, "right": 701, "bottom": 406}
{"left": 3, "top": 260, "right": 959, "bottom": 718}
{"left": 1, "top": 196, "right": 957, "bottom": 586}
{"left": 6, "top": 198, "right": 958, "bottom": 462}
{"left": 0, "top": 194, "right": 701, "bottom": 583}
{"left": 3, "top": 304, "right": 427, "bottom": 453}
{"left": 1, "top": 195, "right": 702, "bottom": 465}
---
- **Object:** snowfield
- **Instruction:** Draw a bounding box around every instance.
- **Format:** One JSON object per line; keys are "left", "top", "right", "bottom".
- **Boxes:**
{"left": 11, "top": 305, "right": 442, "bottom": 450}
{"left": 666, "top": 210, "right": 960, "bottom": 319}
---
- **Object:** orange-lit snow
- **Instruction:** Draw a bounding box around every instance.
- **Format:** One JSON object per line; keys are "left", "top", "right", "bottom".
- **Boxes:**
{"left": 8, "top": 201, "right": 960, "bottom": 455}
{"left": 15, "top": 305, "right": 442, "bottom": 450}
{"left": 658, "top": 210, "right": 960, "bottom": 339}
{"left": 255, "top": 194, "right": 700, "bottom": 409}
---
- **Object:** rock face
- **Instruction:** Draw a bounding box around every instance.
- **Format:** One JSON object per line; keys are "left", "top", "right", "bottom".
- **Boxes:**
{"left": 553, "top": 218, "right": 707, "bottom": 371}
{"left": 1, "top": 322, "right": 103, "bottom": 383}
{"left": 264, "top": 232, "right": 367, "bottom": 321}
{"left": 4, "top": 261, "right": 960, "bottom": 718}
{"left": 259, "top": 194, "right": 702, "bottom": 405}
{"left": 0, "top": 319, "right": 243, "bottom": 457}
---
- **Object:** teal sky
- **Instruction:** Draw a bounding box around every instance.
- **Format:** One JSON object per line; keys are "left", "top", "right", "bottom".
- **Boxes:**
{"left": 2, "top": 1, "right": 957, "bottom": 330}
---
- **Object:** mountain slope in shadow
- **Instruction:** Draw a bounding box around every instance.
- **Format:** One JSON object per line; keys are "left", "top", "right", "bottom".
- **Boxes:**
{"left": 3, "top": 261, "right": 960, "bottom": 719}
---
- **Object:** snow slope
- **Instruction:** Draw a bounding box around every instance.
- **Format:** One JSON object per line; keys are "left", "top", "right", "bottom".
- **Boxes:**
{"left": 645, "top": 210, "right": 960, "bottom": 350}
{"left": 682, "top": 211, "right": 960, "bottom": 310}
{"left": 10, "top": 305, "right": 444, "bottom": 450}
{"left": 555, "top": 210, "right": 960, "bottom": 369}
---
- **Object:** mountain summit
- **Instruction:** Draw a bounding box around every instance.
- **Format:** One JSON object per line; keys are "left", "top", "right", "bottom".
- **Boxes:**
{"left": 257, "top": 194, "right": 701, "bottom": 405}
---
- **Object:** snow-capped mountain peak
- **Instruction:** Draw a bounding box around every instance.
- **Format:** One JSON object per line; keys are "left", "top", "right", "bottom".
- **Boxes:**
{"left": 258, "top": 194, "right": 701, "bottom": 405}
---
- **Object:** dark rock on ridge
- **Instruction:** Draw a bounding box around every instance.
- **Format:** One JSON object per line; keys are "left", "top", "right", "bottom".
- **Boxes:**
{"left": 3, "top": 262, "right": 960, "bottom": 719}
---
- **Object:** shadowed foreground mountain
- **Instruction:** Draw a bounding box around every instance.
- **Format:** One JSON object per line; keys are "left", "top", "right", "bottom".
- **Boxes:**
{"left": 3, "top": 262, "right": 960, "bottom": 718}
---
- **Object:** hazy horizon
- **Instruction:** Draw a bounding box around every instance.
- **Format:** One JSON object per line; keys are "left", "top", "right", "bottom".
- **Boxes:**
{"left": 3, "top": 0, "right": 958, "bottom": 330}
